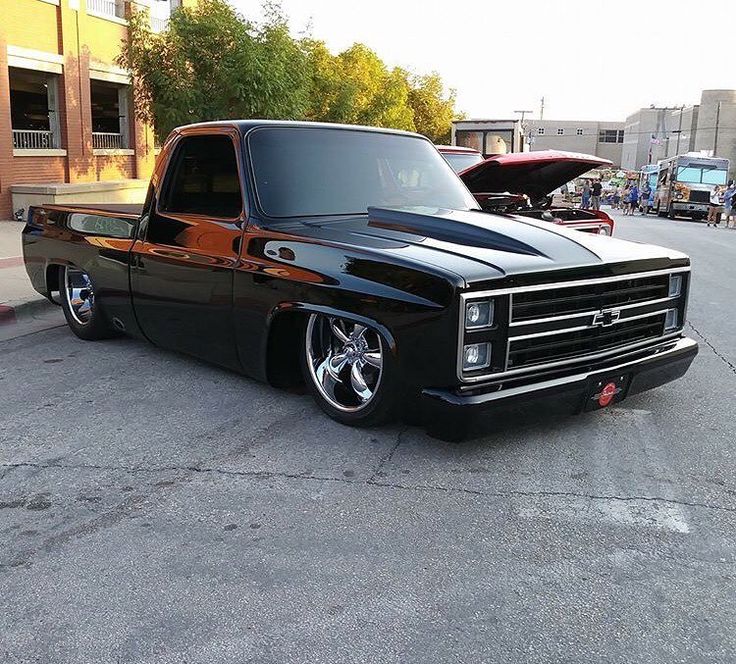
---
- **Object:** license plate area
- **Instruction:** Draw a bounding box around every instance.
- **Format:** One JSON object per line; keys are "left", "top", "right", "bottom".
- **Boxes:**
{"left": 585, "top": 373, "right": 630, "bottom": 411}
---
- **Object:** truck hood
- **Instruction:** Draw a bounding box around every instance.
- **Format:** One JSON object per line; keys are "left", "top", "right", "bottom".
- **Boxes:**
{"left": 458, "top": 150, "right": 612, "bottom": 201}
{"left": 285, "top": 207, "right": 685, "bottom": 286}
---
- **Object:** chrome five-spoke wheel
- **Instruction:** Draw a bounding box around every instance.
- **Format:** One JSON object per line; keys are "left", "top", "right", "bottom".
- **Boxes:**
{"left": 305, "top": 314, "right": 384, "bottom": 414}
{"left": 64, "top": 266, "right": 95, "bottom": 325}
{"left": 60, "top": 265, "right": 114, "bottom": 340}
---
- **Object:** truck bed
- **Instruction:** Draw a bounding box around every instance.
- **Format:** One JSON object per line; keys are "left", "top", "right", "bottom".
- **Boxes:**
{"left": 37, "top": 203, "right": 144, "bottom": 220}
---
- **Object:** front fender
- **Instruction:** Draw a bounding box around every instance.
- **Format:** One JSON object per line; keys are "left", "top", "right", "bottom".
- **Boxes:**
{"left": 267, "top": 302, "right": 398, "bottom": 353}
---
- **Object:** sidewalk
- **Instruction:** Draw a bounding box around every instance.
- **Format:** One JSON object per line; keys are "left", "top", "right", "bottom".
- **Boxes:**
{"left": 0, "top": 220, "right": 56, "bottom": 326}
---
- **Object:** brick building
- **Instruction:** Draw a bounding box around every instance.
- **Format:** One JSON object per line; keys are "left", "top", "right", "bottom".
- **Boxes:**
{"left": 0, "top": 0, "right": 188, "bottom": 220}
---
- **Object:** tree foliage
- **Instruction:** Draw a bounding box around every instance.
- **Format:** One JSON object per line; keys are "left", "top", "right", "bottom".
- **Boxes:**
{"left": 408, "top": 72, "right": 458, "bottom": 144}
{"left": 119, "top": 0, "right": 460, "bottom": 142}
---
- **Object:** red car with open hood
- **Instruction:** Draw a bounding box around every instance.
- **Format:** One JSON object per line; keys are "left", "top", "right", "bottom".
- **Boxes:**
{"left": 438, "top": 147, "right": 615, "bottom": 236}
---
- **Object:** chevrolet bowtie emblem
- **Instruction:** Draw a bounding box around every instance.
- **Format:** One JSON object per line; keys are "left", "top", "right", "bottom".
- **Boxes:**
{"left": 592, "top": 309, "right": 621, "bottom": 327}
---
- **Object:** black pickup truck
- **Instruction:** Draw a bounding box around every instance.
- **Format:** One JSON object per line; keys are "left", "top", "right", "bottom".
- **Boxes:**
{"left": 22, "top": 120, "right": 698, "bottom": 439}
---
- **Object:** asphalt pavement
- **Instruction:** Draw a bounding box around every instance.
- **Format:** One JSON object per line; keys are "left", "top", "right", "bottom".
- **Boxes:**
{"left": 1, "top": 211, "right": 735, "bottom": 663}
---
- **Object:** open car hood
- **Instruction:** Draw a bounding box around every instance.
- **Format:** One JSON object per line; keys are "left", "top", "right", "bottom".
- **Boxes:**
{"left": 458, "top": 150, "right": 612, "bottom": 201}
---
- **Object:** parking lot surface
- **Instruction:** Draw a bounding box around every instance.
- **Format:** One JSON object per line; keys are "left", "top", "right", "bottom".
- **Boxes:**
{"left": 1, "top": 212, "right": 735, "bottom": 663}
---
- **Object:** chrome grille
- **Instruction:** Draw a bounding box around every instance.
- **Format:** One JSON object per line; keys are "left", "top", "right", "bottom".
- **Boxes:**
{"left": 511, "top": 273, "right": 669, "bottom": 321}
{"left": 505, "top": 270, "right": 685, "bottom": 373}
{"left": 508, "top": 313, "right": 666, "bottom": 370}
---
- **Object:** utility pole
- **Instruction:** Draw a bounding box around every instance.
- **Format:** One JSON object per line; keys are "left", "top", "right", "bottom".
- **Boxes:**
{"left": 714, "top": 101, "right": 721, "bottom": 156}
{"left": 514, "top": 109, "right": 533, "bottom": 152}
{"left": 540, "top": 96, "right": 545, "bottom": 121}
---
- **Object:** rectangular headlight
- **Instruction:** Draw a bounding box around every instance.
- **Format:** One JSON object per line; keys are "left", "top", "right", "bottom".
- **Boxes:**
{"left": 463, "top": 342, "right": 491, "bottom": 371}
{"left": 664, "top": 308, "right": 679, "bottom": 331}
{"left": 465, "top": 300, "right": 494, "bottom": 330}
{"left": 668, "top": 274, "right": 682, "bottom": 298}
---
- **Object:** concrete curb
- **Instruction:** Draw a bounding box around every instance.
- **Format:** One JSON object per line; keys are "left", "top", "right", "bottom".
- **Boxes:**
{"left": 0, "top": 297, "right": 57, "bottom": 325}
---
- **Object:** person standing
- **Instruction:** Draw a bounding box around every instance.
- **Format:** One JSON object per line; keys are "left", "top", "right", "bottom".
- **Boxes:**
{"left": 591, "top": 179, "right": 602, "bottom": 211}
{"left": 581, "top": 180, "right": 591, "bottom": 209}
{"left": 621, "top": 184, "right": 631, "bottom": 215}
{"left": 723, "top": 180, "right": 735, "bottom": 228}
{"left": 612, "top": 186, "right": 621, "bottom": 210}
{"left": 640, "top": 181, "right": 652, "bottom": 215}
{"left": 707, "top": 185, "right": 722, "bottom": 226}
{"left": 628, "top": 182, "right": 639, "bottom": 215}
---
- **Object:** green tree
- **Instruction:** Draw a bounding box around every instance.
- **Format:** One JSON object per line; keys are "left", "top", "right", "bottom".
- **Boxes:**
{"left": 407, "top": 72, "right": 458, "bottom": 144}
{"left": 119, "top": 0, "right": 310, "bottom": 139}
{"left": 120, "top": 0, "right": 460, "bottom": 141}
{"left": 303, "top": 42, "right": 415, "bottom": 131}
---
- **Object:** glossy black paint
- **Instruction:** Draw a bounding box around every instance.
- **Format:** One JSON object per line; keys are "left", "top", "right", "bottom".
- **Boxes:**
{"left": 22, "top": 120, "right": 696, "bottom": 417}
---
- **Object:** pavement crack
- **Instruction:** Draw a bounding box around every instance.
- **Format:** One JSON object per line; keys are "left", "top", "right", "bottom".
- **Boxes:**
{"left": 4, "top": 460, "right": 735, "bottom": 515}
{"left": 367, "top": 427, "right": 407, "bottom": 484}
{"left": 687, "top": 321, "right": 736, "bottom": 376}
{"left": 364, "top": 480, "right": 736, "bottom": 514}
{"left": 0, "top": 460, "right": 357, "bottom": 487}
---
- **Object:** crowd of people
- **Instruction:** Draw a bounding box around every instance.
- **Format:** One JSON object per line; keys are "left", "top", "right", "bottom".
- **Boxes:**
{"left": 578, "top": 178, "right": 736, "bottom": 226}
{"left": 584, "top": 180, "right": 653, "bottom": 216}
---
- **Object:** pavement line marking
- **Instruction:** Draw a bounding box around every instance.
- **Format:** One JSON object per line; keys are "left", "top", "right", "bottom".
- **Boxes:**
{"left": 519, "top": 495, "right": 690, "bottom": 534}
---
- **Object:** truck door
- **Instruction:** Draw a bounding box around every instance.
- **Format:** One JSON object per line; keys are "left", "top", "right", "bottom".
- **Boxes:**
{"left": 129, "top": 130, "right": 245, "bottom": 370}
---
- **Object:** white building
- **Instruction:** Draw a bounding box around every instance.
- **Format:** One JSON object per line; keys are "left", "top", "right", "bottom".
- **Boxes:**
{"left": 451, "top": 118, "right": 625, "bottom": 167}
{"left": 622, "top": 91, "right": 736, "bottom": 174}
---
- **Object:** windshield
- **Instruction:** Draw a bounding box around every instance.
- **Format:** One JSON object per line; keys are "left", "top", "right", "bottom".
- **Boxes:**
{"left": 248, "top": 127, "right": 479, "bottom": 218}
{"left": 676, "top": 165, "right": 728, "bottom": 185}
{"left": 442, "top": 152, "right": 485, "bottom": 173}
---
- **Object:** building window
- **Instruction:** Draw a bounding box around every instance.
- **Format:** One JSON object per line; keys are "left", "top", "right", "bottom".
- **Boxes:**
{"left": 9, "top": 67, "right": 61, "bottom": 150}
{"left": 537, "top": 127, "right": 545, "bottom": 135}
{"left": 599, "top": 129, "right": 624, "bottom": 143}
{"left": 576, "top": 128, "right": 584, "bottom": 136}
{"left": 557, "top": 128, "right": 564, "bottom": 135}
{"left": 90, "top": 80, "right": 129, "bottom": 149}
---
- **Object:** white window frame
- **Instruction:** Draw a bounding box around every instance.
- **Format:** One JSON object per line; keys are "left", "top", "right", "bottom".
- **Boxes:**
{"left": 8, "top": 53, "right": 66, "bottom": 156}
{"left": 576, "top": 128, "right": 584, "bottom": 136}
{"left": 118, "top": 86, "right": 130, "bottom": 149}
{"left": 537, "top": 127, "right": 545, "bottom": 135}
{"left": 557, "top": 128, "right": 564, "bottom": 135}
{"left": 89, "top": 67, "right": 134, "bottom": 155}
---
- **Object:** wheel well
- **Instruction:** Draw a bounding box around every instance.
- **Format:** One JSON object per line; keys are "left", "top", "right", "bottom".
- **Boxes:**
{"left": 46, "top": 264, "right": 61, "bottom": 298}
{"left": 266, "top": 311, "right": 305, "bottom": 388}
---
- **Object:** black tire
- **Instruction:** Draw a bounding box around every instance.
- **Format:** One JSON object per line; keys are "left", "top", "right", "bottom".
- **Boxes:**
{"left": 300, "top": 313, "right": 398, "bottom": 427}
{"left": 60, "top": 265, "right": 117, "bottom": 340}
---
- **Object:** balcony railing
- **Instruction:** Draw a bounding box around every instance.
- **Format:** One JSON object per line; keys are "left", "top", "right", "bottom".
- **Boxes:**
{"left": 86, "top": 0, "right": 125, "bottom": 20}
{"left": 92, "top": 132, "right": 124, "bottom": 149}
{"left": 150, "top": 15, "right": 169, "bottom": 32}
{"left": 12, "top": 129, "right": 56, "bottom": 150}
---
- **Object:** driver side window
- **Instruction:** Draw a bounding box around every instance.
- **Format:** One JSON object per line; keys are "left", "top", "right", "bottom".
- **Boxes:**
{"left": 159, "top": 134, "right": 242, "bottom": 219}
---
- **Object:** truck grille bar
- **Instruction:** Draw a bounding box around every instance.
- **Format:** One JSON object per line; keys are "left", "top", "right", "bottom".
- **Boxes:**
{"left": 508, "top": 312, "right": 666, "bottom": 370}
{"left": 505, "top": 271, "right": 682, "bottom": 373}
{"left": 511, "top": 273, "right": 670, "bottom": 322}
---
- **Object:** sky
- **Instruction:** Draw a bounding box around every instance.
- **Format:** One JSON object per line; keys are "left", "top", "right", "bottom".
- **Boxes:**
{"left": 230, "top": 0, "right": 735, "bottom": 122}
